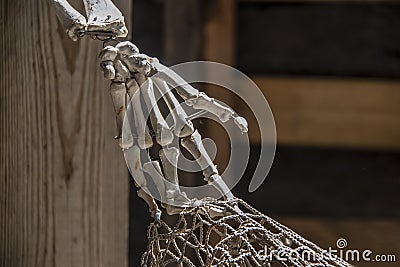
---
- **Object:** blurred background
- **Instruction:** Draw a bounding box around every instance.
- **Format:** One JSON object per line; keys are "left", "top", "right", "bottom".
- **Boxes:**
{"left": 129, "top": 0, "right": 400, "bottom": 266}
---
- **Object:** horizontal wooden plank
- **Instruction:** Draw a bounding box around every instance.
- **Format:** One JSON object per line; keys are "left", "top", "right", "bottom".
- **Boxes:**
{"left": 242, "top": 76, "right": 400, "bottom": 149}
{"left": 237, "top": 2, "right": 400, "bottom": 78}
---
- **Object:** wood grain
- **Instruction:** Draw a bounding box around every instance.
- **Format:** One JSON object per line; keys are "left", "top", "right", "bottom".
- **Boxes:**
{"left": 203, "top": 0, "right": 237, "bottom": 175}
{"left": 0, "top": 0, "right": 131, "bottom": 266}
{"left": 243, "top": 76, "right": 400, "bottom": 149}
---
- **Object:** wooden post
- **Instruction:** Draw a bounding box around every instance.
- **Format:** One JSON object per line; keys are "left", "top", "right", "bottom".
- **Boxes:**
{"left": 0, "top": 0, "right": 131, "bottom": 266}
{"left": 203, "top": 0, "right": 237, "bottom": 178}
{"left": 164, "top": 0, "right": 202, "bottom": 65}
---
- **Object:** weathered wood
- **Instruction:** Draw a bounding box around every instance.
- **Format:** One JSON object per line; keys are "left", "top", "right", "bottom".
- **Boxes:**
{"left": 203, "top": 0, "right": 237, "bottom": 176}
{"left": 246, "top": 76, "right": 400, "bottom": 149}
{"left": 164, "top": 0, "right": 202, "bottom": 65}
{"left": 237, "top": 1, "right": 400, "bottom": 78}
{"left": 0, "top": 0, "right": 131, "bottom": 266}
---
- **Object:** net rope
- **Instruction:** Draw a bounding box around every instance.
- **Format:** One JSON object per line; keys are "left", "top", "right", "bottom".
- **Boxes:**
{"left": 141, "top": 198, "right": 352, "bottom": 267}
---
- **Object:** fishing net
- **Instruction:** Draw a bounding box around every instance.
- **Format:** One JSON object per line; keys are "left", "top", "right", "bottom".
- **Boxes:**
{"left": 141, "top": 198, "right": 351, "bottom": 267}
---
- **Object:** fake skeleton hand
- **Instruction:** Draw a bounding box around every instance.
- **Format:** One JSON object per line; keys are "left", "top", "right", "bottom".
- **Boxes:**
{"left": 99, "top": 42, "right": 248, "bottom": 140}
{"left": 49, "top": 0, "right": 128, "bottom": 41}
{"left": 99, "top": 41, "right": 248, "bottom": 218}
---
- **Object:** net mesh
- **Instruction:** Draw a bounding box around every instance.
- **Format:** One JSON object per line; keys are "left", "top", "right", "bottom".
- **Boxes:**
{"left": 141, "top": 198, "right": 352, "bottom": 267}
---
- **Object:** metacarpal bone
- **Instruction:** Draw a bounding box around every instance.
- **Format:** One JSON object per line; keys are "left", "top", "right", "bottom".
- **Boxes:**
{"left": 152, "top": 61, "right": 199, "bottom": 100}
{"left": 141, "top": 79, "right": 173, "bottom": 146}
{"left": 110, "top": 82, "right": 126, "bottom": 140}
{"left": 126, "top": 78, "right": 139, "bottom": 99}
{"left": 153, "top": 78, "right": 194, "bottom": 137}
{"left": 128, "top": 83, "right": 153, "bottom": 149}
{"left": 159, "top": 148, "right": 190, "bottom": 205}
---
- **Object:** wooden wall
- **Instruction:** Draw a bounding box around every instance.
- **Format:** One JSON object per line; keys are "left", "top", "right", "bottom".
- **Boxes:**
{"left": 130, "top": 0, "right": 400, "bottom": 265}
{"left": 0, "top": 0, "right": 131, "bottom": 266}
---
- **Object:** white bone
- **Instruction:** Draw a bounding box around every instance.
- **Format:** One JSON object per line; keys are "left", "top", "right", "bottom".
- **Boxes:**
{"left": 233, "top": 116, "right": 248, "bottom": 134}
{"left": 126, "top": 78, "right": 139, "bottom": 99}
{"left": 124, "top": 146, "right": 160, "bottom": 220}
{"left": 208, "top": 174, "right": 235, "bottom": 201}
{"left": 159, "top": 147, "right": 179, "bottom": 198}
{"left": 99, "top": 45, "right": 118, "bottom": 61}
{"left": 134, "top": 73, "right": 147, "bottom": 85}
{"left": 116, "top": 41, "right": 140, "bottom": 56}
{"left": 49, "top": 0, "right": 87, "bottom": 41}
{"left": 142, "top": 160, "right": 185, "bottom": 215}
{"left": 113, "top": 60, "right": 130, "bottom": 82}
{"left": 141, "top": 79, "right": 173, "bottom": 146}
{"left": 181, "top": 130, "right": 218, "bottom": 178}
{"left": 121, "top": 54, "right": 152, "bottom": 76}
{"left": 152, "top": 61, "right": 199, "bottom": 100}
{"left": 153, "top": 78, "right": 194, "bottom": 137}
{"left": 187, "top": 92, "right": 234, "bottom": 123}
{"left": 137, "top": 189, "right": 161, "bottom": 220}
{"left": 109, "top": 82, "right": 133, "bottom": 149}
{"left": 181, "top": 130, "right": 234, "bottom": 200}
{"left": 142, "top": 161, "right": 167, "bottom": 204}
{"left": 110, "top": 82, "right": 126, "bottom": 140}
{"left": 151, "top": 60, "right": 248, "bottom": 134}
{"left": 159, "top": 148, "right": 190, "bottom": 205}
{"left": 152, "top": 61, "right": 248, "bottom": 134}
{"left": 83, "top": 0, "right": 128, "bottom": 38}
{"left": 127, "top": 79, "right": 153, "bottom": 149}
{"left": 101, "top": 61, "right": 115, "bottom": 80}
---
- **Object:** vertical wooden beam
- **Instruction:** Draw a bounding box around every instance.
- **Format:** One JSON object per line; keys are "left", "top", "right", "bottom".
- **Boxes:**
{"left": 203, "top": 0, "right": 237, "bottom": 176}
{"left": 164, "top": 0, "right": 202, "bottom": 65}
{"left": 0, "top": 0, "right": 131, "bottom": 266}
{"left": 203, "top": 0, "right": 235, "bottom": 66}
{"left": 164, "top": 0, "right": 203, "bottom": 190}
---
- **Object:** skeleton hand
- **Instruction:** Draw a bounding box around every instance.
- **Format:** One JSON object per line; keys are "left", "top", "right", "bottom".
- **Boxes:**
{"left": 98, "top": 41, "right": 247, "bottom": 217}
{"left": 50, "top": 0, "right": 244, "bottom": 220}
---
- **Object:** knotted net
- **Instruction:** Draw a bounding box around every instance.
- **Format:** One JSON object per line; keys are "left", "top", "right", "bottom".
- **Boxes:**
{"left": 141, "top": 198, "right": 351, "bottom": 267}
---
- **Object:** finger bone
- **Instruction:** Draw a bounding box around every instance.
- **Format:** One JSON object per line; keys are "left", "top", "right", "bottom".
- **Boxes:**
{"left": 153, "top": 78, "right": 194, "bottom": 137}
{"left": 116, "top": 41, "right": 139, "bottom": 56}
{"left": 113, "top": 60, "right": 130, "bottom": 82}
{"left": 100, "top": 61, "right": 115, "bottom": 80}
{"left": 129, "top": 89, "right": 153, "bottom": 149}
{"left": 141, "top": 79, "right": 173, "bottom": 146}
{"left": 99, "top": 46, "right": 118, "bottom": 61}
